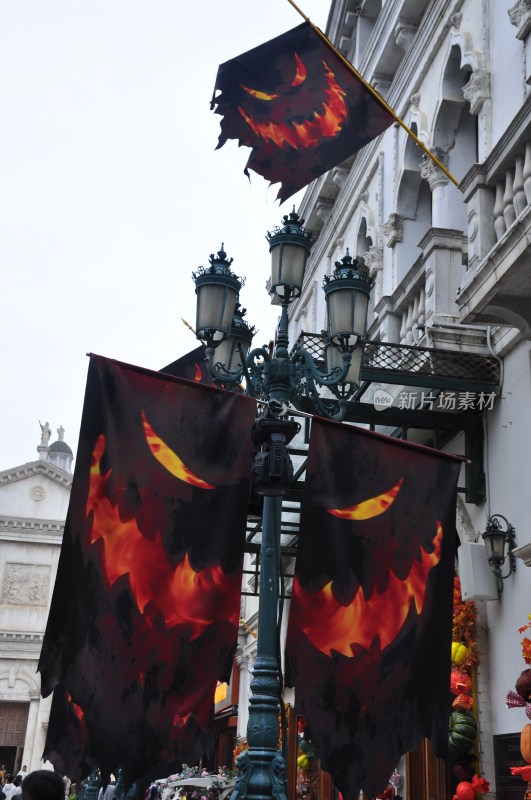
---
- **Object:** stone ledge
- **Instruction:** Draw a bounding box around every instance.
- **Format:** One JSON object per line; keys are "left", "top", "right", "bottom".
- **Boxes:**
{"left": 513, "top": 542, "right": 531, "bottom": 566}
{"left": 0, "top": 517, "right": 64, "bottom": 533}
{"left": 0, "top": 631, "right": 44, "bottom": 642}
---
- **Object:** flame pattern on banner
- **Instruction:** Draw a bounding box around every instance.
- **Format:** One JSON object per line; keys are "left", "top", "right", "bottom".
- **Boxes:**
{"left": 87, "top": 435, "right": 240, "bottom": 635}
{"left": 291, "top": 524, "right": 443, "bottom": 657}
{"left": 67, "top": 693, "right": 84, "bottom": 722}
{"left": 237, "top": 57, "right": 347, "bottom": 150}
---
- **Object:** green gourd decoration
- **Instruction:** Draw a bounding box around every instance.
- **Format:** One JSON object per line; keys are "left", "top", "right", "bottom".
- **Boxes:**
{"left": 449, "top": 710, "right": 478, "bottom": 756}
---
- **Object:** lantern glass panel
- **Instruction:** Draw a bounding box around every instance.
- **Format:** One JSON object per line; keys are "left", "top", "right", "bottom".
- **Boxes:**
{"left": 328, "top": 287, "right": 369, "bottom": 339}
{"left": 215, "top": 334, "right": 252, "bottom": 372}
{"left": 196, "top": 284, "right": 238, "bottom": 336}
{"left": 271, "top": 243, "right": 307, "bottom": 292}
{"left": 483, "top": 530, "right": 506, "bottom": 564}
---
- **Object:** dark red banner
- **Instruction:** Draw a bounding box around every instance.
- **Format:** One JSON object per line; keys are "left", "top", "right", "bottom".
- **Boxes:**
{"left": 161, "top": 345, "right": 213, "bottom": 385}
{"left": 285, "top": 419, "right": 461, "bottom": 797}
{"left": 212, "top": 22, "right": 394, "bottom": 201}
{"left": 39, "top": 355, "right": 256, "bottom": 784}
{"left": 43, "top": 684, "right": 94, "bottom": 782}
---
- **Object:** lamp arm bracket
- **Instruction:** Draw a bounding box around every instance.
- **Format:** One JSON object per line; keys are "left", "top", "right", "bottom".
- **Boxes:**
{"left": 247, "top": 346, "right": 272, "bottom": 365}
{"left": 291, "top": 369, "right": 347, "bottom": 421}
{"left": 291, "top": 347, "right": 351, "bottom": 387}
{"left": 244, "top": 346, "right": 272, "bottom": 398}
{"left": 204, "top": 348, "right": 245, "bottom": 387}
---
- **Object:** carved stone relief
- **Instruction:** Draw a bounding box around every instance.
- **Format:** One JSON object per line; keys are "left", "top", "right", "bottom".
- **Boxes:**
{"left": 420, "top": 149, "right": 450, "bottom": 190}
{"left": 462, "top": 70, "right": 491, "bottom": 115}
{"left": 383, "top": 213, "right": 404, "bottom": 247}
{"left": 2, "top": 564, "right": 50, "bottom": 606}
{"left": 30, "top": 485, "right": 46, "bottom": 501}
{"left": 450, "top": 12, "right": 462, "bottom": 30}
{"left": 508, "top": 0, "right": 531, "bottom": 40}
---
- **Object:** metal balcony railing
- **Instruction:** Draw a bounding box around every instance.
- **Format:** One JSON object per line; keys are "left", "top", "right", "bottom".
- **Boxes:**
{"left": 292, "top": 332, "right": 501, "bottom": 393}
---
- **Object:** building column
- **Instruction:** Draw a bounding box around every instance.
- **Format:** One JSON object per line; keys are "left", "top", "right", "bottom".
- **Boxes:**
{"left": 21, "top": 696, "right": 40, "bottom": 771}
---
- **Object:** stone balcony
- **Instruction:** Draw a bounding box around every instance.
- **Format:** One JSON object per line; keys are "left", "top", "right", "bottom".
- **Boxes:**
{"left": 456, "top": 100, "right": 531, "bottom": 340}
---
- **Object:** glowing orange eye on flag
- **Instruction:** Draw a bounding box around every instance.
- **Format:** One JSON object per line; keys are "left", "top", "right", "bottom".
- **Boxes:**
{"left": 241, "top": 85, "right": 281, "bottom": 101}
{"left": 241, "top": 52, "right": 307, "bottom": 100}
{"left": 328, "top": 478, "right": 404, "bottom": 519}
{"left": 291, "top": 53, "right": 307, "bottom": 86}
{"left": 141, "top": 411, "right": 214, "bottom": 489}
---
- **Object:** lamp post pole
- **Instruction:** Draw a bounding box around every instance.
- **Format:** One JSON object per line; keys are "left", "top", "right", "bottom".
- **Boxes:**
{"left": 238, "top": 492, "right": 286, "bottom": 800}
{"left": 192, "top": 211, "right": 373, "bottom": 800}
{"left": 232, "top": 302, "right": 301, "bottom": 800}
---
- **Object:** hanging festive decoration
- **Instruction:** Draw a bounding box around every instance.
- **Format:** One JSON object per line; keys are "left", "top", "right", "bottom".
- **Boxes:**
{"left": 449, "top": 577, "right": 486, "bottom": 786}
{"left": 506, "top": 615, "right": 531, "bottom": 768}
{"left": 452, "top": 578, "right": 480, "bottom": 669}
{"left": 296, "top": 719, "right": 319, "bottom": 800}
{"left": 452, "top": 774, "right": 490, "bottom": 800}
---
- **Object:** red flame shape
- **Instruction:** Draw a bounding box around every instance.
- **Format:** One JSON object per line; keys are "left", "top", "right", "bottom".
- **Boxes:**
{"left": 238, "top": 57, "right": 347, "bottom": 150}
{"left": 67, "top": 692, "right": 84, "bottom": 722}
{"left": 291, "top": 524, "right": 443, "bottom": 657}
{"left": 87, "top": 435, "right": 240, "bottom": 636}
{"left": 194, "top": 363, "right": 202, "bottom": 382}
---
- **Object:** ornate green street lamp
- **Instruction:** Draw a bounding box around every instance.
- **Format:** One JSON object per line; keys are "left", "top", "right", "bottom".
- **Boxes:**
{"left": 323, "top": 250, "right": 374, "bottom": 398}
{"left": 193, "top": 245, "right": 244, "bottom": 344}
{"left": 191, "top": 211, "right": 373, "bottom": 800}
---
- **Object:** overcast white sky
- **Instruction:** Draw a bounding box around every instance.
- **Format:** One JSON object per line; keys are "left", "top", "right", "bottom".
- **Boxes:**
{"left": 0, "top": 0, "right": 329, "bottom": 471}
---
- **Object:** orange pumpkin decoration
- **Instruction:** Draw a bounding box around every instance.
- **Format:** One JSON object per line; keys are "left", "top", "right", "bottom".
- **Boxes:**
{"left": 451, "top": 668, "right": 472, "bottom": 695}
{"left": 520, "top": 724, "right": 531, "bottom": 763}
{"left": 453, "top": 693, "right": 474, "bottom": 711}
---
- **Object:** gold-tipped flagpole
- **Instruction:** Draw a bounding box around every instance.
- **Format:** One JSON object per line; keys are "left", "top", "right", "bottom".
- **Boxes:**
{"left": 285, "top": 0, "right": 461, "bottom": 189}
{"left": 181, "top": 318, "right": 197, "bottom": 336}
{"left": 239, "top": 617, "right": 258, "bottom": 638}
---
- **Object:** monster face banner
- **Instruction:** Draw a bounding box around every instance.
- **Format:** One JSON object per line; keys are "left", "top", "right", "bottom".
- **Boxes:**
{"left": 39, "top": 355, "right": 256, "bottom": 784}
{"left": 212, "top": 22, "right": 394, "bottom": 202}
{"left": 285, "top": 418, "right": 462, "bottom": 797}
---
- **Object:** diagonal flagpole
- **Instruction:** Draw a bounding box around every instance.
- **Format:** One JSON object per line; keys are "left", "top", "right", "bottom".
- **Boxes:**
{"left": 285, "top": 0, "right": 461, "bottom": 188}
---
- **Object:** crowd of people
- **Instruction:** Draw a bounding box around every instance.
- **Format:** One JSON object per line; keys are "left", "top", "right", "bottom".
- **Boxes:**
{"left": 0, "top": 767, "right": 66, "bottom": 800}
{"left": 0, "top": 765, "right": 140, "bottom": 800}
{"left": 0, "top": 765, "right": 26, "bottom": 800}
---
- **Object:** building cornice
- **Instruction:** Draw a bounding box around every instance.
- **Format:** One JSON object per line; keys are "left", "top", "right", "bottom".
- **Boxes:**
{"left": 0, "top": 460, "right": 72, "bottom": 489}
{"left": 0, "top": 516, "right": 64, "bottom": 544}
{"left": 0, "top": 631, "right": 44, "bottom": 644}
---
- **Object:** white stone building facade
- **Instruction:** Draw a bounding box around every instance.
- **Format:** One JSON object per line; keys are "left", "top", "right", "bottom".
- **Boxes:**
{"left": 0, "top": 430, "right": 72, "bottom": 775}
{"left": 236, "top": 1, "right": 531, "bottom": 798}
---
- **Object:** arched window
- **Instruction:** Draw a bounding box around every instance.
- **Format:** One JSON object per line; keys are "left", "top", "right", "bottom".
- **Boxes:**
{"left": 432, "top": 44, "right": 478, "bottom": 231}
{"left": 395, "top": 123, "right": 432, "bottom": 283}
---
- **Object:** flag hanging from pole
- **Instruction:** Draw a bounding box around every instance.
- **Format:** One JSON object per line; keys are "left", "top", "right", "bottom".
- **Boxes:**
{"left": 39, "top": 355, "right": 256, "bottom": 785}
{"left": 161, "top": 345, "right": 213, "bottom": 385}
{"left": 212, "top": 21, "right": 394, "bottom": 202}
{"left": 43, "top": 684, "right": 95, "bottom": 781}
{"left": 285, "top": 419, "right": 462, "bottom": 797}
